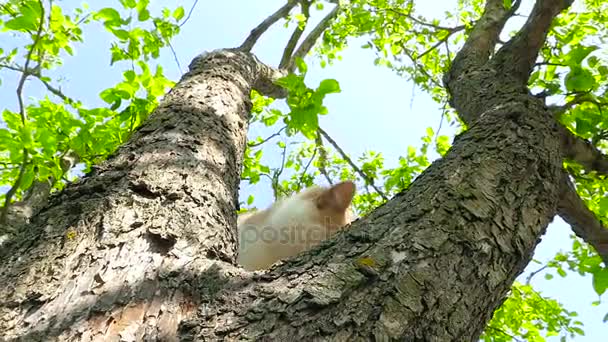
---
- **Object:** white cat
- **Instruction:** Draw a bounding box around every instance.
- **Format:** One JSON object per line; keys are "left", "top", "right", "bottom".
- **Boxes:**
{"left": 237, "top": 181, "right": 356, "bottom": 270}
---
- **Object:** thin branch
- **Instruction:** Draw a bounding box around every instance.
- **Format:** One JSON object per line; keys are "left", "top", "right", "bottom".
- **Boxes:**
{"left": 559, "top": 125, "right": 608, "bottom": 176}
{"left": 386, "top": 8, "right": 463, "bottom": 32}
{"left": 168, "top": 41, "right": 183, "bottom": 76}
{"left": 179, "top": 0, "right": 200, "bottom": 28}
{"left": 315, "top": 130, "right": 333, "bottom": 185}
{"left": 248, "top": 125, "right": 287, "bottom": 148}
{"left": 239, "top": 0, "right": 298, "bottom": 52}
{"left": 296, "top": 147, "right": 317, "bottom": 191}
{"left": 557, "top": 171, "right": 608, "bottom": 266}
{"left": 286, "top": 3, "right": 341, "bottom": 72}
{"left": 279, "top": 1, "right": 309, "bottom": 69}
{"left": 0, "top": 63, "right": 77, "bottom": 106}
{"left": 525, "top": 265, "right": 549, "bottom": 285}
{"left": 416, "top": 24, "right": 464, "bottom": 61}
{"left": 318, "top": 127, "right": 389, "bottom": 201}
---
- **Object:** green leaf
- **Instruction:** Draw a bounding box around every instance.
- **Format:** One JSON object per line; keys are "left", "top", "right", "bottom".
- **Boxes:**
{"left": 173, "top": 7, "right": 185, "bottom": 21}
{"left": 95, "top": 8, "right": 121, "bottom": 23}
{"left": 592, "top": 268, "right": 608, "bottom": 296}
{"left": 565, "top": 45, "right": 599, "bottom": 67}
{"left": 138, "top": 9, "right": 150, "bottom": 21}
{"left": 294, "top": 57, "right": 307, "bottom": 74}
{"left": 565, "top": 67, "right": 595, "bottom": 92}
{"left": 4, "top": 15, "right": 39, "bottom": 32}
{"left": 316, "top": 79, "right": 341, "bottom": 95}
{"left": 247, "top": 195, "right": 254, "bottom": 205}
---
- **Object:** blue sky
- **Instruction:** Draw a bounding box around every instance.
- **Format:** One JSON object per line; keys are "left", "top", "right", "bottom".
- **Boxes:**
{"left": 0, "top": 0, "right": 605, "bottom": 340}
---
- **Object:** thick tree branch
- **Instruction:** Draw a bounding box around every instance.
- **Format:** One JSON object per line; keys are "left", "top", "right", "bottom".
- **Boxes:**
{"left": 492, "top": 0, "right": 574, "bottom": 84}
{"left": 286, "top": 3, "right": 341, "bottom": 72}
{"left": 557, "top": 172, "right": 608, "bottom": 266}
{"left": 559, "top": 125, "right": 608, "bottom": 176}
{"left": 239, "top": 0, "right": 298, "bottom": 52}
{"left": 318, "top": 127, "right": 389, "bottom": 201}
{"left": 443, "top": 0, "right": 519, "bottom": 90}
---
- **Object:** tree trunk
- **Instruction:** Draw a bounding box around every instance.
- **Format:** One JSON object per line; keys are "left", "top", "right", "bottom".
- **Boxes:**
{"left": 0, "top": 49, "right": 282, "bottom": 341}
{"left": 0, "top": 26, "right": 564, "bottom": 342}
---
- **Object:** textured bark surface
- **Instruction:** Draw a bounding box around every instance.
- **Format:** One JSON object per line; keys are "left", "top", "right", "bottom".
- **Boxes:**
{"left": 180, "top": 96, "right": 562, "bottom": 341}
{"left": 0, "top": 1, "right": 574, "bottom": 340}
{"left": 0, "top": 49, "right": 280, "bottom": 341}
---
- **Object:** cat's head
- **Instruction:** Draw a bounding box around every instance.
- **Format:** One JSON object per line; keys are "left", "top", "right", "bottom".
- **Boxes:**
{"left": 297, "top": 181, "right": 357, "bottom": 233}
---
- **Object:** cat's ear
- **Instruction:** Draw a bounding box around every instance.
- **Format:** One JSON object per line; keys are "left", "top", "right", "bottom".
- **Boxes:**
{"left": 317, "top": 181, "right": 356, "bottom": 211}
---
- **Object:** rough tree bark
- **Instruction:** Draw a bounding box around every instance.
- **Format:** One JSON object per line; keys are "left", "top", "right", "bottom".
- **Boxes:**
{"left": 0, "top": 0, "right": 597, "bottom": 341}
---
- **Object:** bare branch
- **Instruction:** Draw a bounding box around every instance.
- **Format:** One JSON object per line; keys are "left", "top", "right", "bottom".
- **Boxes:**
{"left": 286, "top": 3, "right": 341, "bottom": 72}
{"left": 279, "top": 1, "right": 309, "bottom": 69}
{"left": 318, "top": 127, "right": 389, "bottom": 201}
{"left": 315, "top": 130, "right": 333, "bottom": 185}
{"left": 387, "top": 8, "right": 465, "bottom": 32}
{"left": 559, "top": 125, "right": 608, "bottom": 176}
{"left": 492, "top": 0, "right": 574, "bottom": 84}
{"left": 557, "top": 172, "right": 608, "bottom": 266}
{"left": 248, "top": 126, "right": 287, "bottom": 148}
{"left": 179, "top": 0, "right": 200, "bottom": 28}
{"left": 0, "top": 63, "right": 77, "bottom": 106}
{"left": 239, "top": 0, "right": 298, "bottom": 52}
{"left": 525, "top": 264, "right": 549, "bottom": 285}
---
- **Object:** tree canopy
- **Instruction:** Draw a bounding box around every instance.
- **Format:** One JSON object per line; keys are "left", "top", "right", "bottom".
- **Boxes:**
{"left": 1, "top": 0, "right": 608, "bottom": 340}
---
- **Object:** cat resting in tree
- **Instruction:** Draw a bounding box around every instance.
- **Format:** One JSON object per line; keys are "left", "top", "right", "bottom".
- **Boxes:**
{"left": 237, "top": 181, "right": 356, "bottom": 270}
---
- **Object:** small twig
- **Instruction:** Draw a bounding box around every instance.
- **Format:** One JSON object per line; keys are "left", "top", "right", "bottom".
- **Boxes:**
{"left": 318, "top": 127, "right": 389, "bottom": 201}
{"left": 486, "top": 327, "right": 524, "bottom": 342}
{"left": 168, "top": 41, "right": 183, "bottom": 76}
{"left": 248, "top": 126, "right": 287, "bottom": 147}
{"left": 179, "top": 0, "right": 200, "bottom": 27}
{"left": 267, "top": 144, "right": 289, "bottom": 201}
{"left": 315, "top": 130, "right": 333, "bottom": 185}
{"left": 525, "top": 265, "right": 548, "bottom": 285}
{"left": 416, "top": 25, "right": 465, "bottom": 60}
{"left": 296, "top": 147, "right": 317, "bottom": 191}
{"left": 239, "top": 0, "right": 298, "bottom": 52}
{"left": 0, "top": 63, "right": 77, "bottom": 106}
{"left": 386, "top": 8, "right": 457, "bottom": 32}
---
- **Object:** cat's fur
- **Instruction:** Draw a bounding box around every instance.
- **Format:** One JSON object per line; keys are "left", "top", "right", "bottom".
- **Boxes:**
{"left": 237, "top": 181, "right": 356, "bottom": 270}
